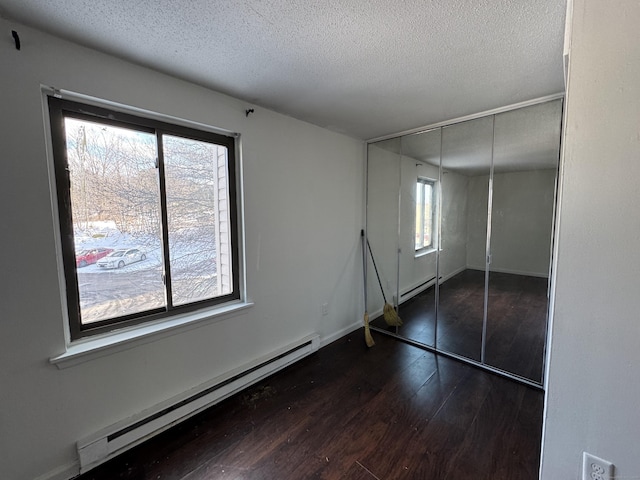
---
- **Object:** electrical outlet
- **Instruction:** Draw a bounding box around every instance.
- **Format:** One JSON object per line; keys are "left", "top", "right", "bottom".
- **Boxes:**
{"left": 582, "top": 452, "right": 614, "bottom": 480}
{"left": 321, "top": 303, "right": 328, "bottom": 316}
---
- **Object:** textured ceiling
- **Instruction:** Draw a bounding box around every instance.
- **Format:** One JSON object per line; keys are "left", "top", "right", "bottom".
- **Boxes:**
{"left": 0, "top": 0, "right": 566, "bottom": 139}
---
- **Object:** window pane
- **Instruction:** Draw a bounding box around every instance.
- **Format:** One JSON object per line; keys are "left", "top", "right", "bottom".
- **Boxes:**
{"left": 415, "top": 183, "right": 423, "bottom": 249}
{"left": 65, "top": 118, "right": 166, "bottom": 324}
{"left": 163, "top": 135, "right": 231, "bottom": 306}
{"left": 423, "top": 183, "right": 432, "bottom": 247}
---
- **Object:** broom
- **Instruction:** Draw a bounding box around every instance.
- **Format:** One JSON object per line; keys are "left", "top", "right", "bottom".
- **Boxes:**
{"left": 366, "top": 237, "right": 403, "bottom": 327}
{"left": 360, "top": 230, "right": 375, "bottom": 347}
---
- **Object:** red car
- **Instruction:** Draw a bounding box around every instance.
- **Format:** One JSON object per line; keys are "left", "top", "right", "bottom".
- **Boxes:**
{"left": 76, "top": 248, "right": 113, "bottom": 267}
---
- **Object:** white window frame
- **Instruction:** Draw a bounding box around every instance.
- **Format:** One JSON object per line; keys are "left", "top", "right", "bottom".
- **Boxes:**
{"left": 415, "top": 177, "right": 437, "bottom": 254}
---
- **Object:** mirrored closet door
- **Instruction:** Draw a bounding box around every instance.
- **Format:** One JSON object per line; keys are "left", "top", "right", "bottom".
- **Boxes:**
{"left": 395, "top": 128, "right": 442, "bottom": 349}
{"left": 365, "top": 98, "right": 563, "bottom": 386}
{"left": 438, "top": 116, "right": 494, "bottom": 363}
{"left": 484, "top": 100, "right": 562, "bottom": 382}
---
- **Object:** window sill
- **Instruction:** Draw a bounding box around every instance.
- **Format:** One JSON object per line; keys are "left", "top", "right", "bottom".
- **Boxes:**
{"left": 50, "top": 301, "right": 254, "bottom": 369}
{"left": 414, "top": 247, "right": 437, "bottom": 258}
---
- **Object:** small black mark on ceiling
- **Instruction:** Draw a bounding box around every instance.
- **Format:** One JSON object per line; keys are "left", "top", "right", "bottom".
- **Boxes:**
{"left": 245, "top": 108, "right": 255, "bottom": 117}
{"left": 11, "top": 30, "right": 20, "bottom": 50}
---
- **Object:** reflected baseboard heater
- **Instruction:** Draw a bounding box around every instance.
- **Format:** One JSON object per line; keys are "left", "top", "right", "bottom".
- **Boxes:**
{"left": 396, "top": 267, "right": 467, "bottom": 305}
{"left": 77, "top": 333, "right": 320, "bottom": 473}
{"left": 395, "top": 276, "right": 441, "bottom": 305}
{"left": 399, "top": 276, "right": 438, "bottom": 301}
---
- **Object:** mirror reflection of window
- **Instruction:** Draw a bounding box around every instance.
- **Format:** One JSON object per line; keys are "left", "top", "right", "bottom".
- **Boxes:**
{"left": 415, "top": 178, "right": 436, "bottom": 251}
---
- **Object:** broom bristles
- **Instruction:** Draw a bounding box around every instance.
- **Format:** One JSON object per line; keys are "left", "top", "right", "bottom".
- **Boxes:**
{"left": 383, "top": 303, "right": 403, "bottom": 327}
{"left": 363, "top": 312, "right": 375, "bottom": 347}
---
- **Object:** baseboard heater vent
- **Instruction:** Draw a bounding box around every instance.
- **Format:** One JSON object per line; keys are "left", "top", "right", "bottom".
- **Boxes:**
{"left": 399, "top": 276, "right": 438, "bottom": 301}
{"left": 77, "top": 334, "right": 320, "bottom": 473}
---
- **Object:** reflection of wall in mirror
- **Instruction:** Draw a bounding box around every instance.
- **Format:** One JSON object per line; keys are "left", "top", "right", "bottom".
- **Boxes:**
{"left": 466, "top": 169, "right": 556, "bottom": 277}
{"left": 488, "top": 169, "right": 556, "bottom": 277}
{"left": 439, "top": 169, "right": 469, "bottom": 281}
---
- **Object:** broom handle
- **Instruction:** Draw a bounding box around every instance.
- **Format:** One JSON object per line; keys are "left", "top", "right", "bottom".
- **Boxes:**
{"left": 366, "top": 238, "right": 388, "bottom": 304}
{"left": 361, "top": 230, "right": 367, "bottom": 309}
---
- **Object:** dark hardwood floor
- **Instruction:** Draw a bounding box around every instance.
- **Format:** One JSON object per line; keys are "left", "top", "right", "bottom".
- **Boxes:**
{"left": 77, "top": 329, "right": 544, "bottom": 480}
{"left": 372, "top": 269, "right": 548, "bottom": 382}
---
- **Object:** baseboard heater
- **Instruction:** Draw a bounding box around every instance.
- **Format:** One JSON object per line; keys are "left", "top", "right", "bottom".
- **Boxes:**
{"left": 399, "top": 276, "right": 438, "bottom": 301}
{"left": 77, "top": 333, "right": 320, "bottom": 473}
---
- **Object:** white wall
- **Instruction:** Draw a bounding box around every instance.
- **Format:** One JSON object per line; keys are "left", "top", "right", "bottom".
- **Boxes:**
{"left": 465, "top": 169, "right": 556, "bottom": 276}
{"left": 0, "top": 19, "right": 363, "bottom": 480}
{"left": 438, "top": 169, "right": 469, "bottom": 280}
{"left": 541, "top": 0, "right": 640, "bottom": 478}
{"left": 490, "top": 169, "right": 556, "bottom": 276}
{"left": 465, "top": 174, "right": 491, "bottom": 270}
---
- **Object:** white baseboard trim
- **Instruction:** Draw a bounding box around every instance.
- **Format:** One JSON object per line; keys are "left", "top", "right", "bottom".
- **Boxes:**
{"left": 466, "top": 264, "right": 486, "bottom": 272}
{"left": 487, "top": 267, "right": 549, "bottom": 278}
{"left": 320, "top": 320, "right": 363, "bottom": 347}
{"left": 466, "top": 264, "right": 548, "bottom": 278}
{"left": 368, "top": 307, "right": 384, "bottom": 321}
{"left": 440, "top": 265, "right": 468, "bottom": 283}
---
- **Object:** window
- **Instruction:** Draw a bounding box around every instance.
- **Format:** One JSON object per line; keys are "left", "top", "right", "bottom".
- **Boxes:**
{"left": 415, "top": 178, "right": 436, "bottom": 251}
{"left": 48, "top": 97, "right": 240, "bottom": 339}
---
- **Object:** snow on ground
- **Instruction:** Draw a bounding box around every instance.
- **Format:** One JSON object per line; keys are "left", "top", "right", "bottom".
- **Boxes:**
{"left": 75, "top": 231, "right": 216, "bottom": 274}
{"left": 75, "top": 233, "right": 162, "bottom": 273}
{"left": 75, "top": 230, "right": 218, "bottom": 321}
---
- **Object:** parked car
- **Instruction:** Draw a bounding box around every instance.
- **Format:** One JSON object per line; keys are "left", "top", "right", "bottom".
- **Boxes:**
{"left": 76, "top": 247, "right": 113, "bottom": 267}
{"left": 96, "top": 248, "right": 146, "bottom": 269}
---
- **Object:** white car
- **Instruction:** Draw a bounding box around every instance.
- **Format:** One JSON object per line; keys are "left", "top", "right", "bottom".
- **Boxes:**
{"left": 96, "top": 248, "right": 146, "bottom": 269}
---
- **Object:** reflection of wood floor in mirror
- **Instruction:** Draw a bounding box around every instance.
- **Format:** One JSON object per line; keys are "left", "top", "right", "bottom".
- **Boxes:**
{"left": 371, "top": 269, "right": 548, "bottom": 383}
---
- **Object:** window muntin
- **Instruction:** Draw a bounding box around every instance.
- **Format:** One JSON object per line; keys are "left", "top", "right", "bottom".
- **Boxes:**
{"left": 49, "top": 97, "right": 240, "bottom": 339}
{"left": 415, "top": 178, "right": 436, "bottom": 251}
